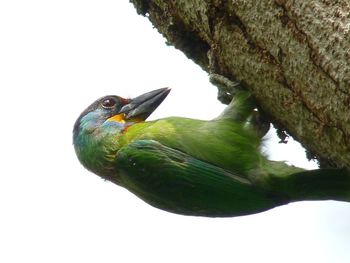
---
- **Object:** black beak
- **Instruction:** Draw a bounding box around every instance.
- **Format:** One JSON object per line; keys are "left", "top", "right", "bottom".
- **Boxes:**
{"left": 119, "top": 87, "right": 171, "bottom": 121}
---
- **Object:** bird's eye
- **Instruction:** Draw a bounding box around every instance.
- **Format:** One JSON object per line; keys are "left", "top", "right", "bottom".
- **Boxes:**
{"left": 102, "top": 98, "right": 116, "bottom": 109}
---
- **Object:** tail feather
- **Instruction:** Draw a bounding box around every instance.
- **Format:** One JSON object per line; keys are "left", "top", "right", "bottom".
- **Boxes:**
{"left": 263, "top": 162, "right": 350, "bottom": 202}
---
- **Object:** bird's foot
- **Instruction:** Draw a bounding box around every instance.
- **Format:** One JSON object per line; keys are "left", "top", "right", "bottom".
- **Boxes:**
{"left": 209, "top": 73, "right": 243, "bottom": 104}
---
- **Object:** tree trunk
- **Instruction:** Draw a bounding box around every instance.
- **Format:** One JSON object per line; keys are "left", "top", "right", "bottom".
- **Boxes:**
{"left": 130, "top": 0, "right": 350, "bottom": 168}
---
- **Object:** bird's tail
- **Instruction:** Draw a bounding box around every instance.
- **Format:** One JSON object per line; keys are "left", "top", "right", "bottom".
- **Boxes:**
{"left": 261, "top": 161, "right": 350, "bottom": 203}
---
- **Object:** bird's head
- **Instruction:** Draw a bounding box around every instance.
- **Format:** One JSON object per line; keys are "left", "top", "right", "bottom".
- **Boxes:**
{"left": 73, "top": 87, "right": 170, "bottom": 178}
{"left": 73, "top": 87, "right": 171, "bottom": 142}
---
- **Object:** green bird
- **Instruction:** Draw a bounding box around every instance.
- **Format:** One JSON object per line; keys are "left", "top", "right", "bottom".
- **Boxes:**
{"left": 73, "top": 88, "right": 350, "bottom": 217}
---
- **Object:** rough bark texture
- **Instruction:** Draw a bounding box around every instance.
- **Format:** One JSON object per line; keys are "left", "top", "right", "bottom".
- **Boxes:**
{"left": 130, "top": 0, "right": 350, "bottom": 168}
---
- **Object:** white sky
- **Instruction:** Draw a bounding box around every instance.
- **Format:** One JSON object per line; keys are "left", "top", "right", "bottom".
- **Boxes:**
{"left": 1, "top": 1, "right": 350, "bottom": 262}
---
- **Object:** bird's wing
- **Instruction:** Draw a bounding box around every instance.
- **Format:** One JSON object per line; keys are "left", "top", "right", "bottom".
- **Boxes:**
{"left": 115, "top": 139, "right": 283, "bottom": 217}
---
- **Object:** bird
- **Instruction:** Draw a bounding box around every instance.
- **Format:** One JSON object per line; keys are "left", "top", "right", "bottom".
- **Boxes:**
{"left": 73, "top": 87, "right": 350, "bottom": 217}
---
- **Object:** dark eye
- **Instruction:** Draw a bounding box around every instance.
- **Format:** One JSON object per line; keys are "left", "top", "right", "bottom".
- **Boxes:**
{"left": 101, "top": 98, "right": 117, "bottom": 109}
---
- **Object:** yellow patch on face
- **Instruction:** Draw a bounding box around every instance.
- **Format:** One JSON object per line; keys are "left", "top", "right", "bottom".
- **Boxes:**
{"left": 107, "top": 114, "right": 145, "bottom": 124}
{"left": 107, "top": 114, "right": 126, "bottom": 123}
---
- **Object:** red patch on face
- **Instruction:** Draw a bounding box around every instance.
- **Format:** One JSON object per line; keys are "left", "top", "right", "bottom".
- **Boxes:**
{"left": 120, "top": 97, "right": 130, "bottom": 105}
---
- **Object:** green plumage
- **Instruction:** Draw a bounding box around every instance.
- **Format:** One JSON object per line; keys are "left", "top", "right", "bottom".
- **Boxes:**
{"left": 116, "top": 139, "right": 286, "bottom": 216}
{"left": 120, "top": 117, "right": 262, "bottom": 175}
{"left": 73, "top": 88, "right": 350, "bottom": 217}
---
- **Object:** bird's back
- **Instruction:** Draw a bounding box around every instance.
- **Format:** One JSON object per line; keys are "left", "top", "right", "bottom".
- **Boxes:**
{"left": 119, "top": 116, "right": 263, "bottom": 177}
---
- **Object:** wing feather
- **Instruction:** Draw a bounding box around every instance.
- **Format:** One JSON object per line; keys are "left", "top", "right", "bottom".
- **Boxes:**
{"left": 116, "top": 140, "right": 283, "bottom": 217}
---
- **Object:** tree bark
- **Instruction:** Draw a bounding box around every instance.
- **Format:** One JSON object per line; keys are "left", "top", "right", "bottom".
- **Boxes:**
{"left": 130, "top": 0, "right": 350, "bottom": 168}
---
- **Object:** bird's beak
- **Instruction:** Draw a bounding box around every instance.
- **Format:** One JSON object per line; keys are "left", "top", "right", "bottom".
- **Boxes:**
{"left": 119, "top": 87, "right": 171, "bottom": 121}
